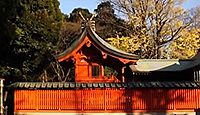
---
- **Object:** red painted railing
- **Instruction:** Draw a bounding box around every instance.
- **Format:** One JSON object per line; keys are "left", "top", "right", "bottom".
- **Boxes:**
{"left": 14, "top": 89, "right": 200, "bottom": 112}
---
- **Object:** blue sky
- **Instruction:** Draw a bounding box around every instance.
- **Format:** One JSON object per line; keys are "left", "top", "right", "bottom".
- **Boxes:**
{"left": 59, "top": 0, "right": 99, "bottom": 14}
{"left": 183, "top": 0, "right": 200, "bottom": 9}
{"left": 59, "top": 0, "right": 200, "bottom": 14}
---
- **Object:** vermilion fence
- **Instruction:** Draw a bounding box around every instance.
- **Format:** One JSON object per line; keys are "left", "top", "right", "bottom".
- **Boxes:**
{"left": 14, "top": 89, "right": 200, "bottom": 112}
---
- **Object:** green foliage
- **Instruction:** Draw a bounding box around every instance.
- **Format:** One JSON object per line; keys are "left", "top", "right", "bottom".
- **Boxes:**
{"left": 0, "top": 0, "right": 16, "bottom": 54}
{"left": 59, "top": 21, "right": 81, "bottom": 53}
{"left": 60, "top": 8, "right": 91, "bottom": 50}
{"left": 62, "top": 1, "right": 129, "bottom": 47}
{"left": 104, "top": 66, "right": 118, "bottom": 77}
{"left": 0, "top": 0, "right": 63, "bottom": 81}
{"left": 94, "top": 1, "right": 129, "bottom": 38}
{"left": 69, "top": 8, "right": 92, "bottom": 23}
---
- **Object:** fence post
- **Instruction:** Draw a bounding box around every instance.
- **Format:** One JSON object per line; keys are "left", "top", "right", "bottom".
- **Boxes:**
{"left": 0, "top": 78, "right": 4, "bottom": 115}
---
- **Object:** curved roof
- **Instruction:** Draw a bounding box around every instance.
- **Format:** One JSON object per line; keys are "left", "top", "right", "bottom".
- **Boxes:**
{"left": 130, "top": 52, "right": 200, "bottom": 72}
{"left": 87, "top": 26, "right": 138, "bottom": 60}
{"left": 55, "top": 28, "right": 87, "bottom": 60}
{"left": 55, "top": 22, "right": 139, "bottom": 61}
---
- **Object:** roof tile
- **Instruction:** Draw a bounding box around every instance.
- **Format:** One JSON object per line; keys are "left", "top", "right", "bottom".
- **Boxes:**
{"left": 8, "top": 82, "right": 200, "bottom": 89}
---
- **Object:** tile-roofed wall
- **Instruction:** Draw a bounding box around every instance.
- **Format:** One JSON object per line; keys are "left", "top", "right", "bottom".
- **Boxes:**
{"left": 8, "top": 82, "right": 200, "bottom": 89}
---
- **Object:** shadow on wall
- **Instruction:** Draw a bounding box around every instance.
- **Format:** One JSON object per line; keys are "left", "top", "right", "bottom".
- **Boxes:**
{"left": 7, "top": 88, "right": 199, "bottom": 115}
{"left": 123, "top": 88, "right": 189, "bottom": 115}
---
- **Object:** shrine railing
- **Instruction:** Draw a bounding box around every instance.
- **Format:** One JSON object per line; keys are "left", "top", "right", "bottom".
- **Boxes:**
{"left": 14, "top": 88, "right": 200, "bottom": 112}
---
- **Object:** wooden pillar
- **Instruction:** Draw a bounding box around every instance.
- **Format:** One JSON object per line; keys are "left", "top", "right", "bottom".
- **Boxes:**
{"left": 122, "top": 67, "right": 125, "bottom": 82}
{"left": 0, "top": 78, "right": 4, "bottom": 115}
{"left": 101, "top": 66, "right": 104, "bottom": 77}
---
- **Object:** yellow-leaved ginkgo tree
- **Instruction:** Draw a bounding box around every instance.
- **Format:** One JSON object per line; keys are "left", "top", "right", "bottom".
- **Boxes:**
{"left": 104, "top": 0, "right": 193, "bottom": 59}
{"left": 169, "top": 29, "right": 200, "bottom": 59}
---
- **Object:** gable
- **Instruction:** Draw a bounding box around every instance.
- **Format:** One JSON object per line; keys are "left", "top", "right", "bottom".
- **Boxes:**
{"left": 55, "top": 25, "right": 139, "bottom": 64}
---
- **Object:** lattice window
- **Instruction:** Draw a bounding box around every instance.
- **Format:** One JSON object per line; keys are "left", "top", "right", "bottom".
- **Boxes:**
{"left": 92, "top": 65, "right": 100, "bottom": 77}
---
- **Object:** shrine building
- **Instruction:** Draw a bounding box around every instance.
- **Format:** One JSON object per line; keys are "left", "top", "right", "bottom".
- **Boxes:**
{"left": 6, "top": 20, "right": 200, "bottom": 115}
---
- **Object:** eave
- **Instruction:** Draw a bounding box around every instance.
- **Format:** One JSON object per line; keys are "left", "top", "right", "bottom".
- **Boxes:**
{"left": 55, "top": 24, "right": 139, "bottom": 63}
{"left": 130, "top": 52, "right": 200, "bottom": 72}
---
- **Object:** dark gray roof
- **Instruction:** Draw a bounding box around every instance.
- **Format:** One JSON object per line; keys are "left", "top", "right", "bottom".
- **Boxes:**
{"left": 55, "top": 24, "right": 139, "bottom": 61}
{"left": 54, "top": 28, "right": 87, "bottom": 59}
{"left": 8, "top": 82, "right": 200, "bottom": 89}
{"left": 87, "top": 26, "right": 138, "bottom": 60}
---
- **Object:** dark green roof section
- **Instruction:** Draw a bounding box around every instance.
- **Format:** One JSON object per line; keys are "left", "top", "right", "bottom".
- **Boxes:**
{"left": 54, "top": 29, "right": 87, "bottom": 59}
{"left": 55, "top": 25, "right": 139, "bottom": 61}
{"left": 8, "top": 82, "right": 200, "bottom": 89}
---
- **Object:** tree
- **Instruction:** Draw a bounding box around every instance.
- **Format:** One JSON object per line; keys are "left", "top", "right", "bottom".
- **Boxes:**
{"left": 169, "top": 29, "right": 200, "bottom": 59}
{"left": 106, "top": 36, "right": 141, "bottom": 54}
{"left": 189, "top": 5, "right": 200, "bottom": 29}
{"left": 59, "top": 21, "right": 81, "bottom": 53}
{"left": 167, "top": 5, "right": 200, "bottom": 59}
{"left": 94, "top": 1, "right": 129, "bottom": 38}
{"left": 63, "top": 2, "right": 129, "bottom": 43}
{"left": 59, "top": 8, "right": 91, "bottom": 50}
{"left": 0, "top": 0, "right": 63, "bottom": 81}
{"left": 0, "top": 0, "right": 22, "bottom": 79}
{"left": 68, "top": 8, "right": 92, "bottom": 23}
{"left": 105, "top": 0, "right": 192, "bottom": 59}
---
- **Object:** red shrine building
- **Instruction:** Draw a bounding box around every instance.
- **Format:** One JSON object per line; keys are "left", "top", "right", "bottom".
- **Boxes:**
{"left": 7, "top": 20, "right": 200, "bottom": 115}
{"left": 55, "top": 21, "right": 138, "bottom": 83}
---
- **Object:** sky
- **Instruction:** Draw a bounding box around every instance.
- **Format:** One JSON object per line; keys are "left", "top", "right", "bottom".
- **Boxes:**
{"left": 59, "top": 0, "right": 200, "bottom": 14}
{"left": 183, "top": 0, "right": 200, "bottom": 9}
{"left": 59, "top": 0, "right": 99, "bottom": 14}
